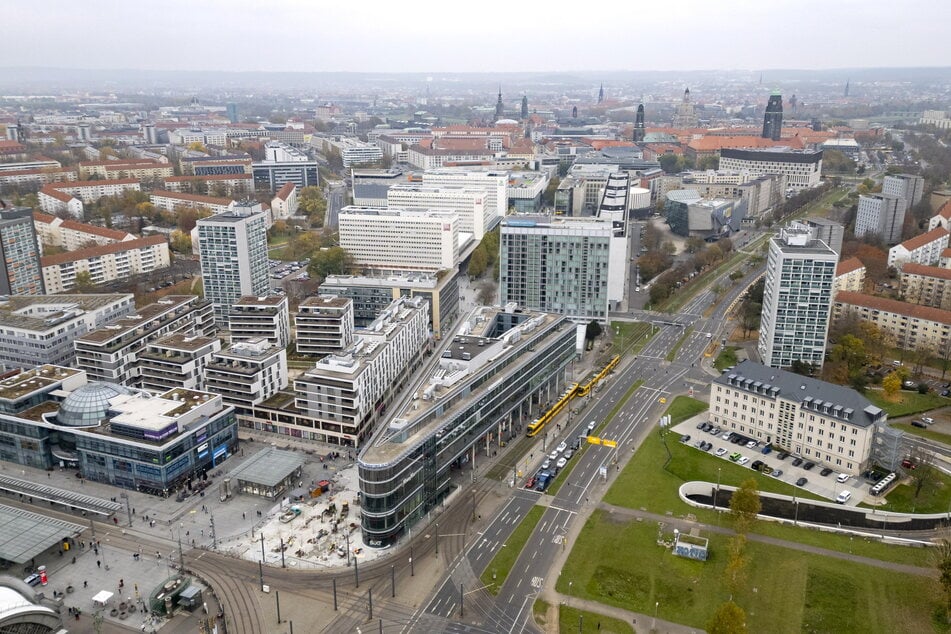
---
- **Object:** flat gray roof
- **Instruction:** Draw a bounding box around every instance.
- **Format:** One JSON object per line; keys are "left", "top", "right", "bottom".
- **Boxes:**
{"left": 0, "top": 504, "right": 85, "bottom": 564}
{"left": 228, "top": 447, "right": 305, "bottom": 488}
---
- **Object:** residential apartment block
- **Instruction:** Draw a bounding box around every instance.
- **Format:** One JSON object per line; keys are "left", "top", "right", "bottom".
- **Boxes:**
{"left": 887, "top": 227, "right": 950, "bottom": 268}
{"left": 150, "top": 190, "right": 235, "bottom": 215}
{"left": 138, "top": 333, "right": 221, "bottom": 394}
{"left": 855, "top": 194, "right": 904, "bottom": 245}
{"left": 834, "top": 291, "right": 951, "bottom": 352}
{"left": 78, "top": 160, "right": 173, "bottom": 181}
{"left": 898, "top": 263, "right": 951, "bottom": 311}
{"left": 228, "top": 295, "right": 290, "bottom": 349}
{"left": 0, "top": 294, "right": 134, "bottom": 369}
{"left": 161, "top": 174, "right": 253, "bottom": 197}
{"left": 834, "top": 257, "right": 866, "bottom": 293}
{"left": 42, "top": 234, "right": 170, "bottom": 293}
{"left": 74, "top": 295, "right": 216, "bottom": 387}
{"left": 271, "top": 182, "right": 298, "bottom": 219}
{"left": 32, "top": 212, "right": 131, "bottom": 249}
{"left": 294, "top": 296, "right": 355, "bottom": 357}
{"left": 710, "top": 360, "right": 882, "bottom": 476}
{"left": 38, "top": 179, "right": 141, "bottom": 218}
{"left": 0, "top": 207, "right": 45, "bottom": 295}
{"left": 758, "top": 225, "right": 837, "bottom": 369}
{"left": 205, "top": 338, "right": 288, "bottom": 411}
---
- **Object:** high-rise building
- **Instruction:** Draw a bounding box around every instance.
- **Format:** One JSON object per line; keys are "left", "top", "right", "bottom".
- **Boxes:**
{"left": 762, "top": 91, "right": 783, "bottom": 141}
{"left": 196, "top": 203, "right": 270, "bottom": 324}
{"left": 633, "top": 104, "right": 646, "bottom": 143}
{"left": 142, "top": 122, "right": 158, "bottom": 144}
{"left": 801, "top": 218, "right": 845, "bottom": 255}
{"left": 338, "top": 206, "right": 460, "bottom": 273}
{"left": 0, "top": 207, "right": 45, "bottom": 295}
{"left": 295, "top": 296, "right": 355, "bottom": 357}
{"left": 598, "top": 83, "right": 604, "bottom": 104}
{"left": 500, "top": 215, "right": 613, "bottom": 323}
{"left": 855, "top": 194, "right": 905, "bottom": 245}
{"left": 758, "top": 225, "right": 837, "bottom": 369}
{"left": 882, "top": 173, "right": 924, "bottom": 213}
{"left": 226, "top": 103, "right": 239, "bottom": 124}
{"left": 521, "top": 95, "right": 529, "bottom": 120}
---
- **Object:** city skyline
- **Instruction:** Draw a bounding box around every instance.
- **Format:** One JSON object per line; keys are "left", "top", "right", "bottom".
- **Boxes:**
{"left": 3, "top": 0, "right": 948, "bottom": 74}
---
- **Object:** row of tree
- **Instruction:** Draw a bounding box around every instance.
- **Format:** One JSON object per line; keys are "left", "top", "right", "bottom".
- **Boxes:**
{"left": 466, "top": 228, "right": 500, "bottom": 279}
{"left": 646, "top": 237, "right": 734, "bottom": 306}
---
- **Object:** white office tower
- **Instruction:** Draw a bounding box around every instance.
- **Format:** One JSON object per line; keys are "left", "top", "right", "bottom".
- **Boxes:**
{"left": 387, "top": 184, "right": 489, "bottom": 240}
{"left": 421, "top": 169, "right": 508, "bottom": 231}
{"left": 338, "top": 206, "right": 460, "bottom": 273}
{"left": 758, "top": 225, "right": 837, "bottom": 369}
{"left": 855, "top": 194, "right": 905, "bottom": 245}
{"left": 197, "top": 203, "right": 270, "bottom": 324}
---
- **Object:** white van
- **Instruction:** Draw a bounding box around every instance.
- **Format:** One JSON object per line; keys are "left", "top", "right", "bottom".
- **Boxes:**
{"left": 836, "top": 490, "right": 852, "bottom": 504}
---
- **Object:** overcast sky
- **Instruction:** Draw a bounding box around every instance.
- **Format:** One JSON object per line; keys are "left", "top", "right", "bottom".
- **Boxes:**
{"left": 4, "top": 0, "right": 947, "bottom": 73}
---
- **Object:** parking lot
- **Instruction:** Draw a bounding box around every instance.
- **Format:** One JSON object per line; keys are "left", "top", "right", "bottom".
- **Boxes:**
{"left": 268, "top": 258, "right": 310, "bottom": 293}
{"left": 671, "top": 416, "right": 867, "bottom": 506}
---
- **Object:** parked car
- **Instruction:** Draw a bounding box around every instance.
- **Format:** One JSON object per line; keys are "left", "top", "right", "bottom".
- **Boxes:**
{"left": 771, "top": 469, "right": 784, "bottom": 478}
{"left": 556, "top": 457, "right": 568, "bottom": 470}
{"left": 701, "top": 441, "right": 713, "bottom": 452}
{"left": 750, "top": 460, "right": 764, "bottom": 471}
{"left": 836, "top": 473, "right": 850, "bottom": 483}
{"left": 761, "top": 446, "right": 772, "bottom": 455}
{"left": 820, "top": 467, "right": 833, "bottom": 477}
{"left": 696, "top": 421, "right": 707, "bottom": 430}
{"left": 777, "top": 451, "right": 790, "bottom": 460}
{"left": 738, "top": 456, "right": 750, "bottom": 465}
{"left": 796, "top": 477, "right": 808, "bottom": 486}
{"left": 791, "top": 457, "right": 804, "bottom": 467}
{"left": 746, "top": 440, "right": 758, "bottom": 449}
{"left": 729, "top": 452, "right": 742, "bottom": 462}
{"left": 679, "top": 434, "right": 691, "bottom": 444}
{"left": 710, "top": 426, "right": 722, "bottom": 436}
{"left": 836, "top": 491, "right": 852, "bottom": 504}
{"left": 761, "top": 465, "right": 773, "bottom": 475}
{"left": 715, "top": 447, "right": 728, "bottom": 457}
{"left": 923, "top": 417, "right": 935, "bottom": 424}
{"left": 911, "top": 420, "right": 927, "bottom": 428}
{"left": 803, "top": 461, "right": 816, "bottom": 471}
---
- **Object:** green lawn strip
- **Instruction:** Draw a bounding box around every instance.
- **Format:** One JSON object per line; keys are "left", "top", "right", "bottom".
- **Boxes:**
{"left": 532, "top": 598, "right": 551, "bottom": 629}
{"left": 609, "top": 321, "right": 653, "bottom": 356}
{"left": 603, "top": 423, "right": 824, "bottom": 518}
{"left": 480, "top": 506, "right": 545, "bottom": 595}
{"left": 558, "top": 510, "right": 940, "bottom": 633}
{"left": 877, "top": 475, "right": 951, "bottom": 514}
{"left": 659, "top": 251, "right": 747, "bottom": 314}
{"left": 865, "top": 388, "right": 951, "bottom": 417}
{"left": 558, "top": 604, "right": 634, "bottom": 634}
{"left": 713, "top": 346, "right": 739, "bottom": 371}
{"left": 893, "top": 422, "right": 951, "bottom": 445}
{"left": 665, "top": 327, "right": 694, "bottom": 362}
{"left": 786, "top": 186, "right": 850, "bottom": 222}
{"left": 664, "top": 396, "right": 707, "bottom": 425}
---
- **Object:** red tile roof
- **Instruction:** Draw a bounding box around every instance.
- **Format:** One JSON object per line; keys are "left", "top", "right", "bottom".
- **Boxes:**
{"left": 687, "top": 135, "right": 804, "bottom": 152}
{"left": 163, "top": 174, "right": 252, "bottom": 183}
{"left": 835, "top": 291, "right": 951, "bottom": 326}
{"left": 836, "top": 257, "right": 865, "bottom": 276}
{"left": 79, "top": 159, "right": 159, "bottom": 167}
{"left": 936, "top": 200, "right": 951, "bottom": 220}
{"left": 32, "top": 211, "right": 132, "bottom": 240}
{"left": 41, "top": 234, "right": 166, "bottom": 267}
{"left": 897, "top": 226, "right": 949, "bottom": 252}
{"left": 274, "top": 182, "right": 295, "bottom": 201}
{"left": 0, "top": 168, "right": 76, "bottom": 177}
{"left": 901, "top": 263, "right": 951, "bottom": 282}
{"left": 48, "top": 179, "right": 139, "bottom": 189}
{"left": 39, "top": 185, "right": 76, "bottom": 203}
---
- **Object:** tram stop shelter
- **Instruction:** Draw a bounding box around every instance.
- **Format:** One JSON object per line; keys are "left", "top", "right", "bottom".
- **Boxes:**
{"left": 0, "top": 504, "right": 85, "bottom": 565}
{"left": 228, "top": 447, "right": 305, "bottom": 499}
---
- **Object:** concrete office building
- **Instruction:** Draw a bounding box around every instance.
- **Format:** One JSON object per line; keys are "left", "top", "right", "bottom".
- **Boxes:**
{"left": 758, "top": 225, "right": 837, "bottom": 369}
{"left": 0, "top": 208, "right": 44, "bottom": 295}
{"left": 507, "top": 171, "right": 550, "bottom": 214}
{"left": 421, "top": 169, "right": 508, "bottom": 227}
{"left": 0, "top": 365, "right": 238, "bottom": 492}
{"left": 196, "top": 204, "right": 270, "bottom": 324}
{"left": 500, "top": 215, "right": 613, "bottom": 323}
{"left": 295, "top": 296, "right": 431, "bottom": 447}
{"left": 711, "top": 360, "right": 881, "bottom": 476}
{"left": 138, "top": 333, "right": 221, "bottom": 394}
{"left": 719, "top": 148, "right": 823, "bottom": 191}
{"left": 338, "top": 206, "right": 460, "bottom": 273}
{"left": 205, "top": 338, "right": 288, "bottom": 412}
{"left": 252, "top": 142, "right": 319, "bottom": 193}
{"left": 387, "top": 184, "right": 489, "bottom": 240}
{"left": 295, "top": 296, "right": 355, "bottom": 357}
{"left": 352, "top": 170, "right": 405, "bottom": 207}
{"left": 855, "top": 194, "right": 905, "bottom": 245}
{"left": 358, "top": 305, "right": 576, "bottom": 546}
{"left": 228, "top": 295, "right": 290, "bottom": 349}
{"left": 0, "top": 294, "right": 134, "bottom": 370}
{"left": 319, "top": 270, "right": 460, "bottom": 339}
{"left": 74, "top": 295, "right": 216, "bottom": 387}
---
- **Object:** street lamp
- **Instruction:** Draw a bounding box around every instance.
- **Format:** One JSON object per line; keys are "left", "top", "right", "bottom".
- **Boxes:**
{"left": 714, "top": 467, "right": 722, "bottom": 512}
{"left": 652, "top": 601, "right": 659, "bottom": 630}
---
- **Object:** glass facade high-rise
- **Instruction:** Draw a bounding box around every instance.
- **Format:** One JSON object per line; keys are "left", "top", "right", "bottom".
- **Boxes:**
{"left": 762, "top": 91, "right": 783, "bottom": 141}
{"left": 758, "top": 225, "right": 838, "bottom": 369}
{"left": 0, "top": 207, "right": 45, "bottom": 295}
{"left": 500, "top": 216, "right": 612, "bottom": 323}
{"left": 197, "top": 204, "right": 269, "bottom": 324}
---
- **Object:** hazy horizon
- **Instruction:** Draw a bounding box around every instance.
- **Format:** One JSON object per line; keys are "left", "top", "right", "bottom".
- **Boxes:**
{"left": 5, "top": 0, "right": 948, "bottom": 74}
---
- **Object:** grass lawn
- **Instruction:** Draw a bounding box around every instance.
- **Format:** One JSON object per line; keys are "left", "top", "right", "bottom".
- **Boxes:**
{"left": 558, "top": 510, "right": 941, "bottom": 633}
{"left": 609, "top": 321, "right": 654, "bottom": 356}
{"left": 480, "top": 505, "right": 545, "bottom": 595}
{"left": 878, "top": 473, "right": 951, "bottom": 514}
{"left": 865, "top": 388, "right": 951, "bottom": 418}
{"left": 558, "top": 605, "right": 634, "bottom": 634}
{"left": 663, "top": 396, "right": 708, "bottom": 425}
{"left": 532, "top": 598, "right": 550, "bottom": 630}
{"left": 713, "top": 346, "right": 740, "bottom": 371}
{"left": 665, "top": 327, "right": 694, "bottom": 362}
{"left": 894, "top": 422, "right": 951, "bottom": 445}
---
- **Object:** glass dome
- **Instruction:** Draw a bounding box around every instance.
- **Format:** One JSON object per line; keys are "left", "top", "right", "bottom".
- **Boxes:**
{"left": 56, "top": 382, "right": 132, "bottom": 427}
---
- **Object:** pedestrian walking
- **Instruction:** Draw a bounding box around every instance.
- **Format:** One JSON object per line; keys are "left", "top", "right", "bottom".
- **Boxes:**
{"left": 84, "top": 580, "right": 88, "bottom": 588}
{"left": 96, "top": 560, "right": 101, "bottom": 569}
{"left": 242, "top": 512, "right": 245, "bottom": 520}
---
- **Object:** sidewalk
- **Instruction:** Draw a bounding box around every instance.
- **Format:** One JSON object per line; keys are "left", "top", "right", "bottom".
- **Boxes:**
{"left": 554, "top": 592, "right": 701, "bottom": 634}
